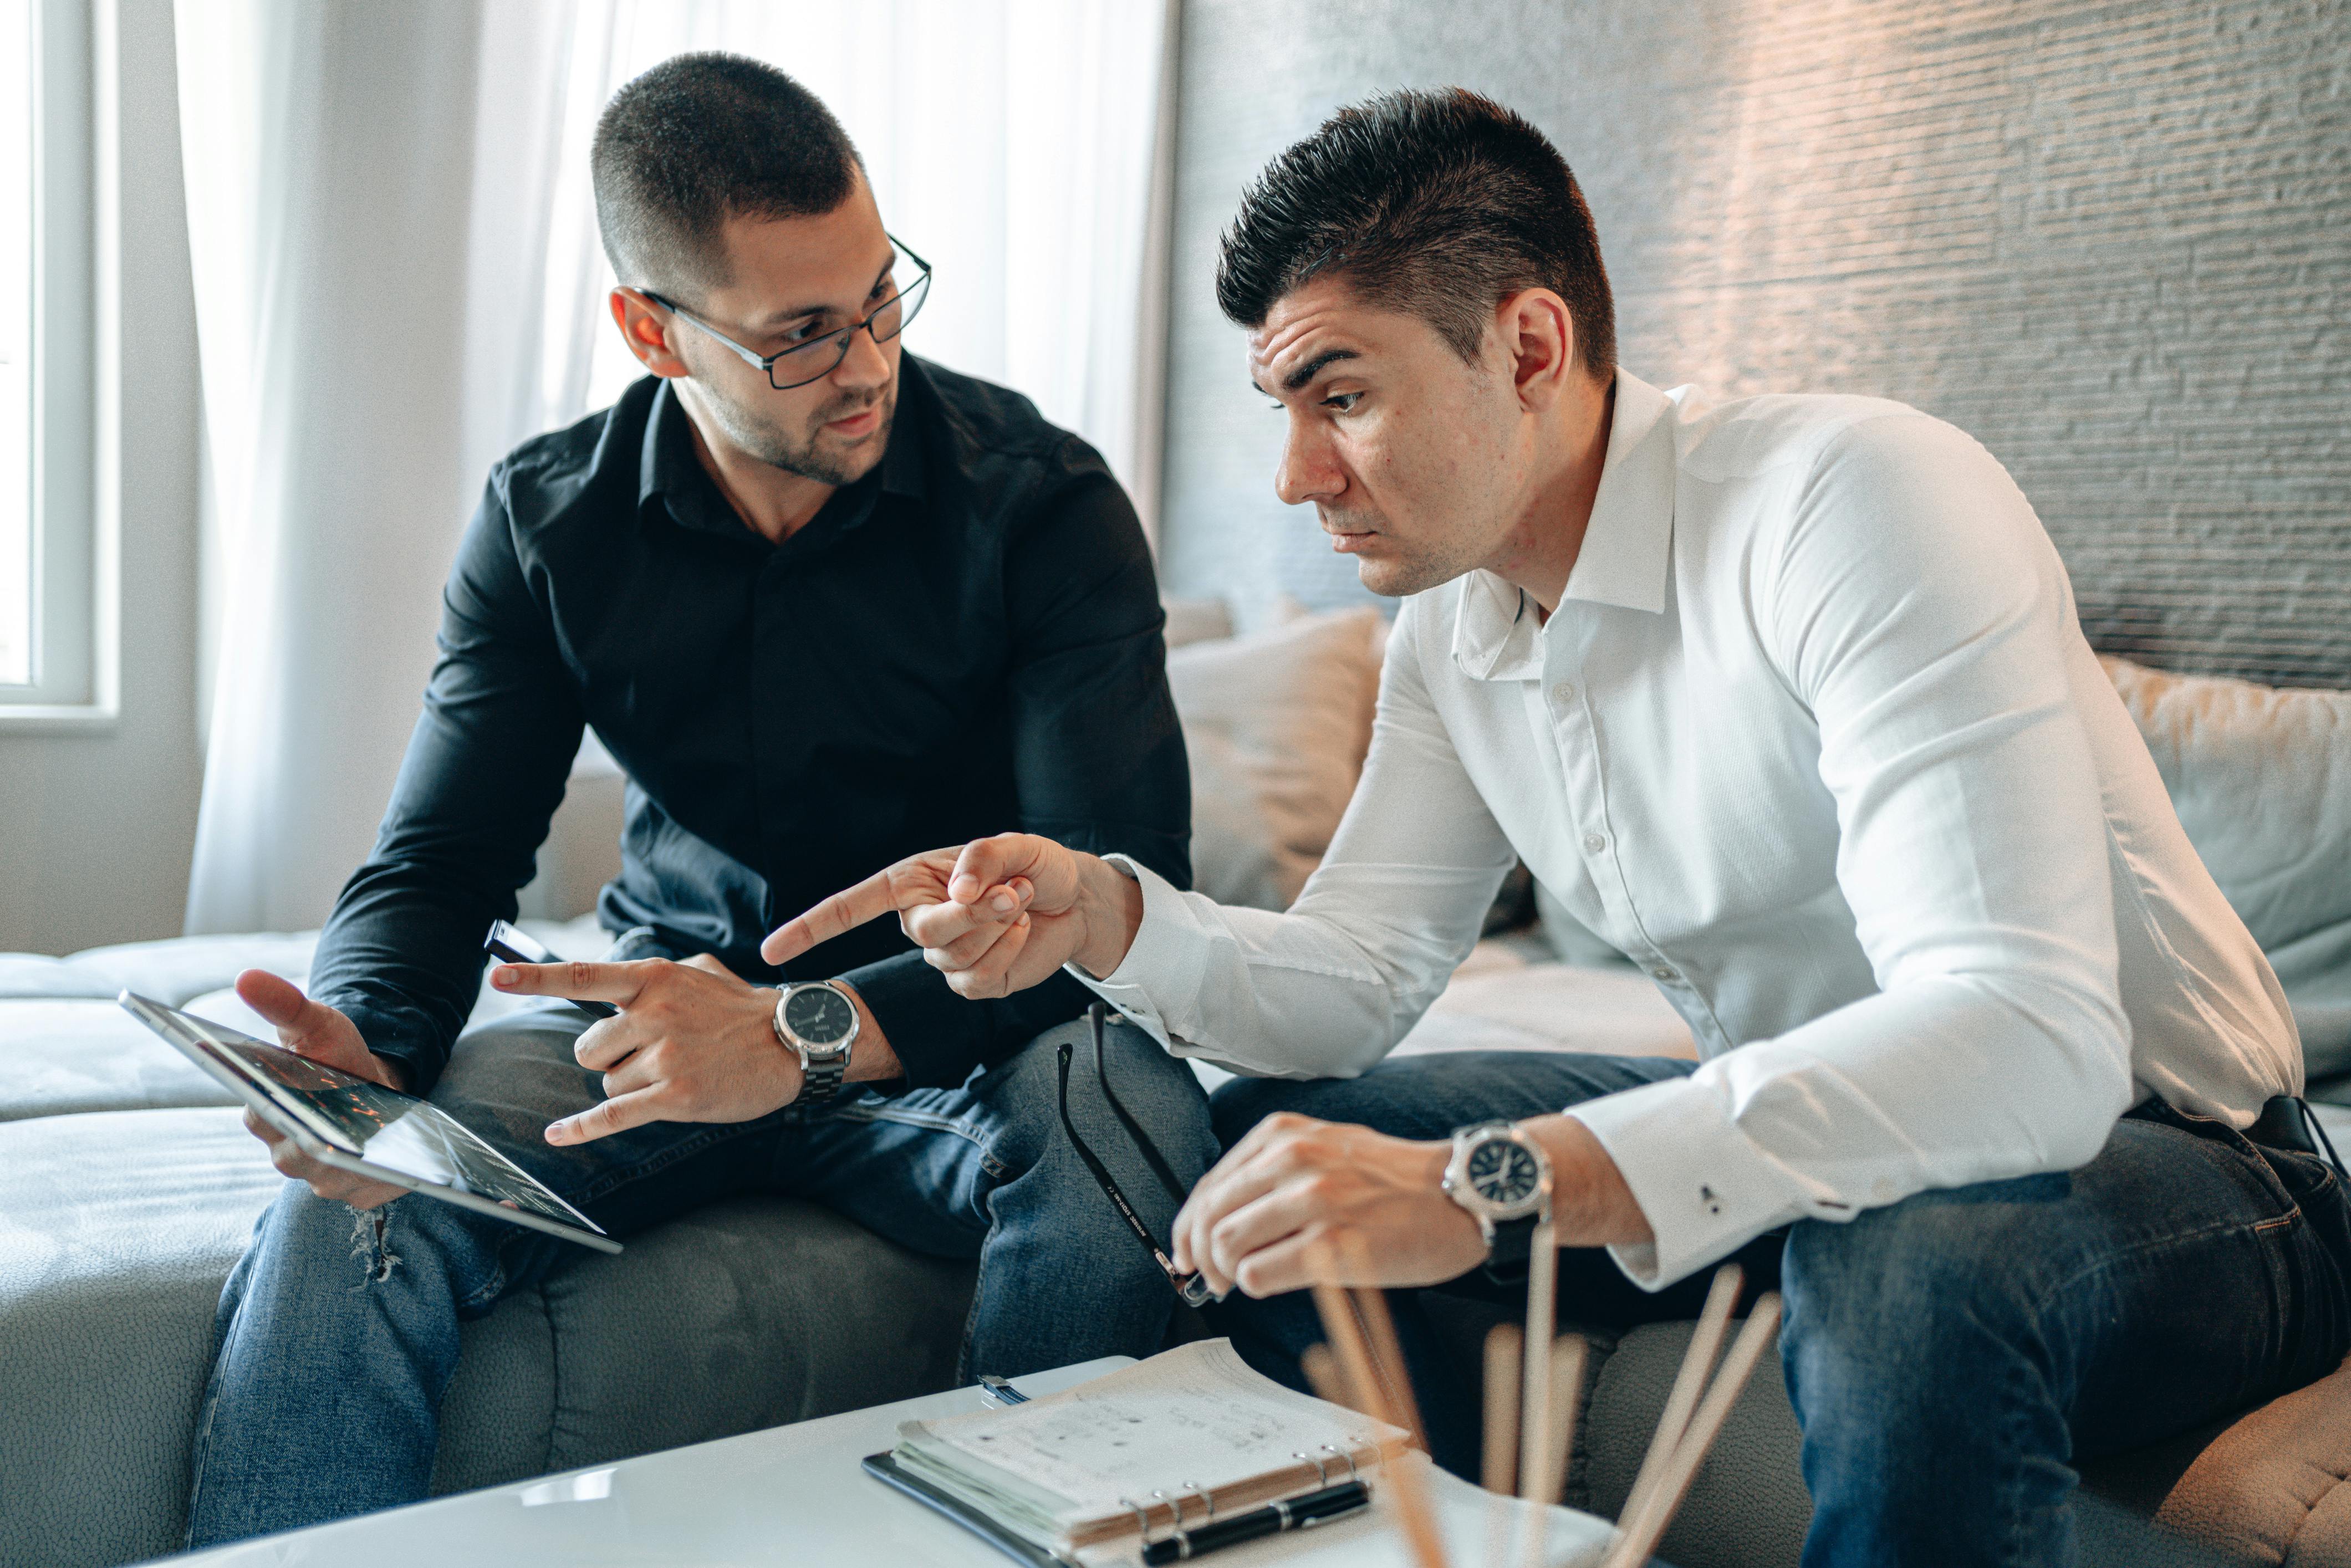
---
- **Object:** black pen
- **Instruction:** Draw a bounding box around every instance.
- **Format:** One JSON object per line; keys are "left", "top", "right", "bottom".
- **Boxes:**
{"left": 1140, "top": 1479, "right": 1371, "bottom": 1564}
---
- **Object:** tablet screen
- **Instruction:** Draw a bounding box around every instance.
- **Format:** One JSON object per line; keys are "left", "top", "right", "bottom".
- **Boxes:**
{"left": 121, "top": 992, "right": 609, "bottom": 1243}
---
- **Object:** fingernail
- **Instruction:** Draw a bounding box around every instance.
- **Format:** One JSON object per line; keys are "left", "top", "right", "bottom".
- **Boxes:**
{"left": 493, "top": 966, "right": 519, "bottom": 987}
{"left": 950, "top": 876, "right": 980, "bottom": 901}
{"left": 544, "top": 1122, "right": 567, "bottom": 1143}
{"left": 990, "top": 891, "right": 1017, "bottom": 912}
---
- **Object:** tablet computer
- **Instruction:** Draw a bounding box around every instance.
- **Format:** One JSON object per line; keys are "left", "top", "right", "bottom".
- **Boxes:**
{"left": 120, "top": 990, "right": 621, "bottom": 1254}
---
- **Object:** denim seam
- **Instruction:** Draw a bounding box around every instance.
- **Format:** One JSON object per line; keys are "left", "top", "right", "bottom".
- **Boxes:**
{"left": 829, "top": 1100, "right": 1009, "bottom": 1179}
{"left": 2026, "top": 1211, "right": 2300, "bottom": 1317}
{"left": 539, "top": 1282, "right": 565, "bottom": 1477}
{"left": 564, "top": 1121, "right": 761, "bottom": 1209}
{"left": 181, "top": 1313, "right": 236, "bottom": 1547}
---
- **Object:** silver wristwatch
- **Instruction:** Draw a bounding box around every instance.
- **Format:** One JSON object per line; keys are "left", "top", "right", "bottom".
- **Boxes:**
{"left": 1441, "top": 1120, "right": 1552, "bottom": 1258}
{"left": 772, "top": 981, "right": 859, "bottom": 1108}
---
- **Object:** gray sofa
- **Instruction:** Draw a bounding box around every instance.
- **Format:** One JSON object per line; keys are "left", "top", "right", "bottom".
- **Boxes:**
{"left": 6, "top": 615, "right": 2349, "bottom": 1568}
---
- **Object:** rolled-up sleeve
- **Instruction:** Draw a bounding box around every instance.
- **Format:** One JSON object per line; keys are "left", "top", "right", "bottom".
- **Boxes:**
{"left": 1568, "top": 413, "right": 2133, "bottom": 1287}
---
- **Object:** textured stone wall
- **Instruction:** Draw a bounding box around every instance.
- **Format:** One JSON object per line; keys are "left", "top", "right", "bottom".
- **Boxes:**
{"left": 1160, "top": 0, "right": 2350, "bottom": 687}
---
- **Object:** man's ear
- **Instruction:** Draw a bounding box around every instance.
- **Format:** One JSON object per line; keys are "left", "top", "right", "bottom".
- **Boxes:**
{"left": 610, "top": 289, "right": 692, "bottom": 380}
{"left": 1499, "top": 288, "right": 1575, "bottom": 411}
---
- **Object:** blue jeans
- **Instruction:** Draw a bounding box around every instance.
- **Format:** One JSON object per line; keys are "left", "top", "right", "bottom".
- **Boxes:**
{"left": 1207, "top": 1051, "right": 2351, "bottom": 1568}
{"left": 185, "top": 1006, "right": 1215, "bottom": 1549}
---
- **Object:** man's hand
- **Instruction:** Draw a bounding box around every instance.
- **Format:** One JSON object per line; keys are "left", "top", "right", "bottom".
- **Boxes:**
{"left": 488, "top": 954, "right": 896, "bottom": 1145}
{"left": 232, "top": 969, "right": 410, "bottom": 1209}
{"left": 1170, "top": 1111, "right": 1657, "bottom": 1299}
{"left": 759, "top": 832, "right": 1145, "bottom": 998}
{"left": 1171, "top": 1113, "right": 1487, "bottom": 1299}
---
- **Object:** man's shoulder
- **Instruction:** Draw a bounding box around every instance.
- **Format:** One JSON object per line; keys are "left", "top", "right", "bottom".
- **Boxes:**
{"left": 1664, "top": 382, "right": 1954, "bottom": 488}
{"left": 485, "top": 377, "right": 661, "bottom": 531}
{"left": 906, "top": 356, "right": 1110, "bottom": 488}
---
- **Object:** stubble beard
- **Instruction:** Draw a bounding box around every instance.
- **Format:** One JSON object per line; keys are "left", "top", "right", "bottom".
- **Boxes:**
{"left": 1327, "top": 507, "right": 1469, "bottom": 599}
{"left": 717, "top": 384, "right": 897, "bottom": 487}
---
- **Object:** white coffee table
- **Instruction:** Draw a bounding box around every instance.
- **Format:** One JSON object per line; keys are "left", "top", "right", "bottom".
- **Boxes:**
{"left": 163, "top": 1357, "right": 1626, "bottom": 1567}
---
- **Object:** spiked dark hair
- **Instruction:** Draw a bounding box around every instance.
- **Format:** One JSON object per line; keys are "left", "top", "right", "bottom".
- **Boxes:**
{"left": 1216, "top": 89, "right": 1615, "bottom": 376}
{"left": 591, "top": 53, "right": 862, "bottom": 300}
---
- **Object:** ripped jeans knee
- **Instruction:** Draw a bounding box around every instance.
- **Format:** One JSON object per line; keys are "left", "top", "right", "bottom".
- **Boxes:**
{"left": 346, "top": 1204, "right": 402, "bottom": 1285}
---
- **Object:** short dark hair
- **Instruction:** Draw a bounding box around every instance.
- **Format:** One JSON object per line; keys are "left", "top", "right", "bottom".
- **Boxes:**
{"left": 591, "top": 53, "right": 863, "bottom": 299}
{"left": 1216, "top": 89, "right": 1616, "bottom": 377}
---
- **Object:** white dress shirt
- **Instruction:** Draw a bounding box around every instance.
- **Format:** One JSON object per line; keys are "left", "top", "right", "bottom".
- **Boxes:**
{"left": 1083, "top": 370, "right": 2299, "bottom": 1289}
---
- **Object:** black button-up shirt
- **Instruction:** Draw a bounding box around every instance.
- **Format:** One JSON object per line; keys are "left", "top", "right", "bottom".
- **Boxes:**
{"left": 309, "top": 356, "right": 1190, "bottom": 1097}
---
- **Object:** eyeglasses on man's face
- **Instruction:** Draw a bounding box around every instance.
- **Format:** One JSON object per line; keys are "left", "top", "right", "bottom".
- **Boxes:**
{"left": 640, "top": 234, "right": 931, "bottom": 392}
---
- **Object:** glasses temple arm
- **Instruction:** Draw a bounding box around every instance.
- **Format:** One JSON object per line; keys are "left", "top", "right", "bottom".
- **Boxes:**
{"left": 1088, "top": 1003, "right": 1192, "bottom": 1204}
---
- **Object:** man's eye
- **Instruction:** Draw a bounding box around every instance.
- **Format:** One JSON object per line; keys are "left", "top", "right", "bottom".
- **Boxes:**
{"left": 1324, "top": 392, "right": 1363, "bottom": 412}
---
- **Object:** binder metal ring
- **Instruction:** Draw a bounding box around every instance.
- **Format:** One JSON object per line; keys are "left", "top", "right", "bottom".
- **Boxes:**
{"left": 1295, "top": 1449, "right": 1333, "bottom": 1487}
{"left": 1323, "top": 1442, "right": 1360, "bottom": 1482}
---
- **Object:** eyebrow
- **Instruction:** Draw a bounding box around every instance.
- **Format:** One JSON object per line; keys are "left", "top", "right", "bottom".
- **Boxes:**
{"left": 749, "top": 253, "right": 899, "bottom": 332}
{"left": 1253, "top": 347, "right": 1362, "bottom": 398}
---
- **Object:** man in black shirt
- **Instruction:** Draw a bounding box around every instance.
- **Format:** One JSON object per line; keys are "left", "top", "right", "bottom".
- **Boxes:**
{"left": 183, "top": 54, "right": 1210, "bottom": 1547}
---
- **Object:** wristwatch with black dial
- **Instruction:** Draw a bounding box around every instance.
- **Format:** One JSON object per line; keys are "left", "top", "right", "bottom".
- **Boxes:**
{"left": 772, "top": 980, "right": 859, "bottom": 1109}
{"left": 1441, "top": 1119, "right": 1553, "bottom": 1272}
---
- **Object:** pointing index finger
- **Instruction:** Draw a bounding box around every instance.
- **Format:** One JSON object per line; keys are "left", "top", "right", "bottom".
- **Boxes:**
{"left": 761, "top": 870, "right": 900, "bottom": 966}
{"left": 488, "top": 960, "right": 652, "bottom": 1005}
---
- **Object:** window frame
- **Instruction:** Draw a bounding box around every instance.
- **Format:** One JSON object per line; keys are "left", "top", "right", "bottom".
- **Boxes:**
{"left": 1, "top": 0, "right": 103, "bottom": 725}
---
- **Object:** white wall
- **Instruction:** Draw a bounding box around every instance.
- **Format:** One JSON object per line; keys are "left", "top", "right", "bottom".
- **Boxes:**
{"left": 0, "top": 0, "right": 203, "bottom": 956}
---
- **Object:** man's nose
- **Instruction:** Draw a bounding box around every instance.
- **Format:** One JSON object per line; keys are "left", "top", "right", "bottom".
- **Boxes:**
{"left": 832, "top": 323, "right": 892, "bottom": 389}
{"left": 1274, "top": 422, "right": 1343, "bottom": 509}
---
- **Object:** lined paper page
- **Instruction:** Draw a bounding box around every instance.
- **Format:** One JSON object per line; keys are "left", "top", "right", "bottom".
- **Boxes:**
{"left": 896, "top": 1340, "right": 1405, "bottom": 1543}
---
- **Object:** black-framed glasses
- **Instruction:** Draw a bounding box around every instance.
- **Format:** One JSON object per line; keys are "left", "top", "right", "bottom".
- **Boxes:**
{"left": 640, "top": 234, "right": 932, "bottom": 391}
{"left": 1059, "top": 1004, "right": 1221, "bottom": 1308}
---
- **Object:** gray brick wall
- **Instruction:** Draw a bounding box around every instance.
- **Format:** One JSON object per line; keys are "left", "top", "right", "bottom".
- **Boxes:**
{"left": 1161, "top": 0, "right": 2350, "bottom": 688}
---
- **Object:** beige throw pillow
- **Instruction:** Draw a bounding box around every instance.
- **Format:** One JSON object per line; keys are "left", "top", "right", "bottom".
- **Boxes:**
{"left": 1168, "top": 607, "right": 1387, "bottom": 911}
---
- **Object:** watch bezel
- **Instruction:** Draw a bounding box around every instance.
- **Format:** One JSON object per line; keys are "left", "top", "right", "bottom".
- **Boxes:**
{"left": 774, "top": 980, "right": 859, "bottom": 1064}
{"left": 1442, "top": 1121, "right": 1552, "bottom": 1229}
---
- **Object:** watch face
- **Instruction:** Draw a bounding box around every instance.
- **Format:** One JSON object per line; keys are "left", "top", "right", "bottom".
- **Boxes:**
{"left": 783, "top": 985, "right": 856, "bottom": 1049}
{"left": 1468, "top": 1139, "right": 1543, "bottom": 1207}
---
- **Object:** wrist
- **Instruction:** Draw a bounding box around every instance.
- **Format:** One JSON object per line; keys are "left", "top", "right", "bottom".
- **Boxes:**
{"left": 1526, "top": 1113, "right": 1654, "bottom": 1249}
{"left": 826, "top": 979, "right": 902, "bottom": 1083}
{"left": 1071, "top": 854, "right": 1145, "bottom": 979}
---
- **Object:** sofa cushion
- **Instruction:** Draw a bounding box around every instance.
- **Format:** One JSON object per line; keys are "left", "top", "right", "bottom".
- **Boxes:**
{"left": 0, "top": 1105, "right": 978, "bottom": 1568}
{"left": 1166, "top": 606, "right": 1387, "bottom": 911}
{"left": 2103, "top": 657, "right": 2351, "bottom": 1076}
{"left": 0, "top": 1000, "right": 239, "bottom": 1122}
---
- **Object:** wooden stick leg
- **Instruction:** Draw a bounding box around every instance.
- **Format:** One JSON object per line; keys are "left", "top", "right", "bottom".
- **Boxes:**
{"left": 1517, "top": 1217, "right": 1559, "bottom": 1506}
{"left": 1541, "top": 1332, "right": 1588, "bottom": 1508}
{"left": 1602, "top": 1294, "right": 1784, "bottom": 1568}
{"left": 1616, "top": 1263, "right": 1742, "bottom": 1530}
{"left": 1482, "top": 1322, "right": 1523, "bottom": 1496}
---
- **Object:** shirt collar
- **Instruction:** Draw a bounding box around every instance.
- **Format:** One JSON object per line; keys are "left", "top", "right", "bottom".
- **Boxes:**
{"left": 1450, "top": 369, "right": 1678, "bottom": 682}
{"left": 634, "top": 372, "right": 929, "bottom": 543}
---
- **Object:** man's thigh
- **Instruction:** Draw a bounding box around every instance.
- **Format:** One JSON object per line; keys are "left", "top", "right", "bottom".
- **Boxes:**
{"left": 432, "top": 1003, "right": 795, "bottom": 1239}
{"left": 1783, "top": 1104, "right": 2351, "bottom": 1461}
{"left": 1210, "top": 1049, "right": 1697, "bottom": 1146}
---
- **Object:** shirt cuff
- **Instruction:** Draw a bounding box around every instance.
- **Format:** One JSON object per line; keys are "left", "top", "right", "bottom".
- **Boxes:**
{"left": 1063, "top": 854, "right": 1198, "bottom": 1049}
{"left": 333, "top": 998, "right": 448, "bottom": 1099}
{"left": 1565, "top": 1070, "right": 1811, "bottom": 1289}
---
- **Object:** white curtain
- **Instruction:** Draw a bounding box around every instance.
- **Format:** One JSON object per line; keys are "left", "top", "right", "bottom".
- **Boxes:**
{"left": 528, "top": 0, "right": 1179, "bottom": 530}
{"left": 181, "top": 0, "right": 1177, "bottom": 936}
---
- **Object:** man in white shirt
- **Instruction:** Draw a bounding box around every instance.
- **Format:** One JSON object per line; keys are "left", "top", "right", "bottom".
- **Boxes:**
{"left": 766, "top": 89, "right": 2351, "bottom": 1564}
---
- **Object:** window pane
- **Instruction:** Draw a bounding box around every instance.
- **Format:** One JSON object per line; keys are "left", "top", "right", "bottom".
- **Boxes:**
{"left": 0, "top": 0, "right": 32, "bottom": 687}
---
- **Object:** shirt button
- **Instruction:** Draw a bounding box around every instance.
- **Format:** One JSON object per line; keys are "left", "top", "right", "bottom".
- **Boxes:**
{"left": 1551, "top": 681, "right": 1577, "bottom": 703}
{"left": 1652, "top": 966, "right": 1676, "bottom": 982}
{"left": 1583, "top": 832, "right": 1607, "bottom": 854}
